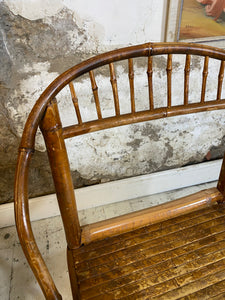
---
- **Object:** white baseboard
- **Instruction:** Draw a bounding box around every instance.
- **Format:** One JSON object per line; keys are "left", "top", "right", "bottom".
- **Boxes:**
{"left": 0, "top": 159, "right": 222, "bottom": 229}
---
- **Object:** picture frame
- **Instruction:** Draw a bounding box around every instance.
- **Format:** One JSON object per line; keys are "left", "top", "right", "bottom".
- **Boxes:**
{"left": 165, "top": 0, "right": 225, "bottom": 48}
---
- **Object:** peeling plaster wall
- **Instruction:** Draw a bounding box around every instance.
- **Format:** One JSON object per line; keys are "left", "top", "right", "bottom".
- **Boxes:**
{"left": 0, "top": 0, "right": 225, "bottom": 204}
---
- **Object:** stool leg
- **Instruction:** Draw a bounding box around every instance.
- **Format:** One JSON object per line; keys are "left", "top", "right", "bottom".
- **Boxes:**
{"left": 67, "top": 247, "right": 80, "bottom": 300}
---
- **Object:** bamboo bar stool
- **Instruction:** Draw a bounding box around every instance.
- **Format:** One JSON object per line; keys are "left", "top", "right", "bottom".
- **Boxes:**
{"left": 15, "top": 43, "right": 225, "bottom": 299}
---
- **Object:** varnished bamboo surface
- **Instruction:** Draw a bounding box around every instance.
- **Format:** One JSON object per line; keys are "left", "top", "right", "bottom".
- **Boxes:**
{"left": 14, "top": 42, "right": 225, "bottom": 299}
{"left": 74, "top": 203, "right": 225, "bottom": 299}
{"left": 81, "top": 187, "right": 222, "bottom": 244}
{"left": 62, "top": 100, "right": 225, "bottom": 139}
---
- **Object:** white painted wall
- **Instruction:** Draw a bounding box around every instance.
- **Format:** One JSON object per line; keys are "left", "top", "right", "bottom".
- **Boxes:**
{"left": 5, "top": 0, "right": 167, "bottom": 45}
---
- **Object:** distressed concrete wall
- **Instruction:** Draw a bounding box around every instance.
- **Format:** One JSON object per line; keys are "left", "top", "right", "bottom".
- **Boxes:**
{"left": 0, "top": 0, "right": 225, "bottom": 204}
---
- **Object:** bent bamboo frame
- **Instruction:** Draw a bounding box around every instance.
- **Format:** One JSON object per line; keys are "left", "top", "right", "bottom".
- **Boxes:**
{"left": 14, "top": 42, "right": 225, "bottom": 299}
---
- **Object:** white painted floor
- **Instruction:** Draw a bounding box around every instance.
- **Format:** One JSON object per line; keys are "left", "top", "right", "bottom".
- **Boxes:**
{"left": 0, "top": 181, "right": 217, "bottom": 300}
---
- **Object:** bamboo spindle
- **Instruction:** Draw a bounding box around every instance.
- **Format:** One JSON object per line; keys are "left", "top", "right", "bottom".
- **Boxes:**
{"left": 184, "top": 54, "right": 191, "bottom": 106}
{"left": 89, "top": 70, "right": 102, "bottom": 119}
{"left": 69, "top": 82, "right": 82, "bottom": 124}
{"left": 217, "top": 60, "right": 225, "bottom": 100}
{"left": 201, "top": 56, "right": 209, "bottom": 103}
{"left": 109, "top": 63, "right": 120, "bottom": 116}
{"left": 128, "top": 58, "right": 135, "bottom": 113}
{"left": 147, "top": 56, "right": 154, "bottom": 110}
{"left": 167, "top": 54, "right": 172, "bottom": 108}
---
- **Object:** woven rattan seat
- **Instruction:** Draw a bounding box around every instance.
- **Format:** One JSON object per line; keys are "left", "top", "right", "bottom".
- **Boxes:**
{"left": 14, "top": 42, "right": 225, "bottom": 299}
{"left": 75, "top": 205, "right": 225, "bottom": 299}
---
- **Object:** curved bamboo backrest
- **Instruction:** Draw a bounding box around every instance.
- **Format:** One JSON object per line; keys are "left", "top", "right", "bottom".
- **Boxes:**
{"left": 60, "top": 43, "right": 225, "bottom": 139}
{"left": 18, "top": 42, "right": 225, "bottom": 149}
{"left": 62, "top": 48, "right": 225, "bottom": 139}
{"left": 14, "top": 42, "right": 225, "bottom": 299}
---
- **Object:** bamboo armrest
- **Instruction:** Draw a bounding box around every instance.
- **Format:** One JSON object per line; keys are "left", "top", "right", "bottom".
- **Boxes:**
{"left": 14, "top": 148, "right": 62, "bottom": 300}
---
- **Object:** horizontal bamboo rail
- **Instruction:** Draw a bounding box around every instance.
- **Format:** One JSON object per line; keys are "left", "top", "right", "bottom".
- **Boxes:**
{"left": 62, "top": 99, "right": 225, "bottom": 138}
{"left": 81, "top": 187, "right": 223, "bottom": 244}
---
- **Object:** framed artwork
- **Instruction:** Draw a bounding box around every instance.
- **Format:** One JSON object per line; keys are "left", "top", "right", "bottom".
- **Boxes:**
{"left": 166, "top": 0, "right": 225, "bottom": 47}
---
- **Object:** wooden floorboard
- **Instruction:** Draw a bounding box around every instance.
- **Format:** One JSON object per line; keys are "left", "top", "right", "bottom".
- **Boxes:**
{"left": 72, "top": 205, "right": 225, "bottom": 299}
